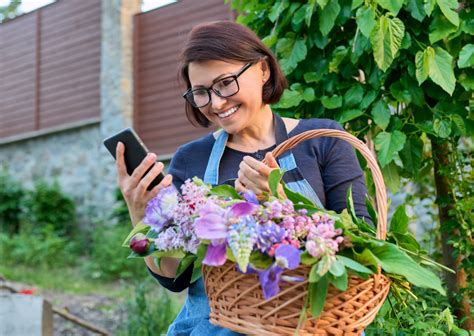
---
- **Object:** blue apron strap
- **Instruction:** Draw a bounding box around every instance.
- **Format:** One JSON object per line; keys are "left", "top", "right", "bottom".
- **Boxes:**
{"left": 203, "top": 130, "right": 228, "bottom": 185}
{"left": 273, "top": 114, "right": 325, "bottom": 209}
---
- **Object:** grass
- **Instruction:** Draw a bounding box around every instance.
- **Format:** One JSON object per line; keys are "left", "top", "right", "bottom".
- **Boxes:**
{"left": 0, "top": 263, "right": 136, "bottom": 298}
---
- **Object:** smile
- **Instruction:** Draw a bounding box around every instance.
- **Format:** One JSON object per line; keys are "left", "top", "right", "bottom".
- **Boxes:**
{"left": 217, "top": 105, "right": 240, "bottom": 119}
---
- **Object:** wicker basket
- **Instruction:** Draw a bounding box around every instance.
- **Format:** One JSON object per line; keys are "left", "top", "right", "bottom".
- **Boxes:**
{"left": 203, "top": 129, "right": 391, "bottom": 335}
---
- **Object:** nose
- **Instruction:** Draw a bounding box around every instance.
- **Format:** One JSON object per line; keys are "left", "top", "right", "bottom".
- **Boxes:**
{"left": 210, "top": 90, "right": 226, "bottom": 110}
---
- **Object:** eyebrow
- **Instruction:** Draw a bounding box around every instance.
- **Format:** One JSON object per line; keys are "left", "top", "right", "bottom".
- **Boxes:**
{"left": 192, "top": 72, "right": 233, "bottom": 89}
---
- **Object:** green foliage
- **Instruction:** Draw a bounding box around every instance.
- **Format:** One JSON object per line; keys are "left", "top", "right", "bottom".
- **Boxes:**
{"left": 366, "top": 288, "right": 468, "bottom": 335}
{"left": 24, "top": 180, "right": 77, "bottom": 236}
{"left": 0, "top": 170, "right": 25, "bottom": 234}
{"left": 232, "top": 0, "right": 473, "bottom": 325}
{"left": 0, "top": 0, "right": 21, "bottom": 23}
{"left": 118, "top": 279, "right": 180, "bottom": 336}
{"left": 0, "top": 226, "right": 78, "bottom": 268}
{"left": 232, "top": 0, "right": 472, "bottom": 175}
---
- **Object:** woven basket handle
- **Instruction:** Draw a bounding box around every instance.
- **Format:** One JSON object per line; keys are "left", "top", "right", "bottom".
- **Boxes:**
{"left": 263, "top": 129, "right": 387, "bottom": 240}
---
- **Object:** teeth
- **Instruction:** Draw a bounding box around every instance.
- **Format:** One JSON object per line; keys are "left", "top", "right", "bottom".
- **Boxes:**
{"left": 218, "top": 105, "right": 239, "bottom": 118}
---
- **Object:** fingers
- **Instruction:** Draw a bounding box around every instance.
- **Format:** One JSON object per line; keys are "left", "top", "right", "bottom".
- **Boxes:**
{"left": 130, "top": 153, "right": 157, "bottom": 186}
{"left": 137, "top": 162, "right": 165, "bottom": 193}
{"left": 243, "top": 156, "right": 273, "bottom": 176}
{"left": 264, "top": 152, "right": 279, "bottom": 169}
{"left": 115, "top": 142, "right": 128, "bottom": 178}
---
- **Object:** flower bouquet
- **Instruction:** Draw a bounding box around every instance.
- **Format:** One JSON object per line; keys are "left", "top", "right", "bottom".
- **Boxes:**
{"left": 123, "top": 130, "right": 448, "bottom": 335}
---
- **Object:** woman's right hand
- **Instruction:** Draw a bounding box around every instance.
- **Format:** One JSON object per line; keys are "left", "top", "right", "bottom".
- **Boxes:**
{"left": 115, "top": 141, "right": 173, "bottom": 227}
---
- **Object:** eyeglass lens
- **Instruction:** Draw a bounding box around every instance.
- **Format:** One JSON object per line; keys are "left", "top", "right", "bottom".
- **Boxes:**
{"left": 188, "top": 76, "right": 239, "bottom": 108}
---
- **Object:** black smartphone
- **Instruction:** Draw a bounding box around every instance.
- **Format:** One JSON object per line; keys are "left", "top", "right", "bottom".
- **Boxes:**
{"left": 103, "top": 128, "right": 165, "bottom": 190}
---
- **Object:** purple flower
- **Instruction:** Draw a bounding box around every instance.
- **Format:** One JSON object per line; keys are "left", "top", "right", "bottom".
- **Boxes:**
{"left": 143, "top": 186, "right": 178, "bottom": 231}
{"left": 274, "top": 244, "right": 301, "bottom": 269}
{"left": 194, "top": 200, "right": 256, "bottom": 240}
{"left": 256, "top": 222, "right": 287, "bottom": 253}
{"left": 203, "top": 241, "right": 227, "bottom": 266}
{"left": 258, "top": 245, "right": 301, "bottom": 299}
{"left": 242, "top": 190, "right": 259, "bottom": 205}
{"left": 259, "top": 265, "right": 284, "bottom": 299}
{"left": 194, "top": 200, "right": 228, "bottom": 240}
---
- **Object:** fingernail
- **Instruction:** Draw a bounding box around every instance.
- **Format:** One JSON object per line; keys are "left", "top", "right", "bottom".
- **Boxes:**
{"left": 148, "top": 153, "right": 156, "bottom": 161}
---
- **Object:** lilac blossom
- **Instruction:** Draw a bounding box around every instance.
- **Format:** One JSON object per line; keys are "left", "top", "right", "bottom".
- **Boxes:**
{"left": 203, "top": 241, "right": 227, "bottom": 266}
{"left": 143, "top": 186, "right": 179, "bottom": 231}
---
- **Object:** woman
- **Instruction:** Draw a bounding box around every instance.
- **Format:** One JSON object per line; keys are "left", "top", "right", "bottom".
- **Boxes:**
{"left": 116, "top": 21, "right": 370, "bottom": 336}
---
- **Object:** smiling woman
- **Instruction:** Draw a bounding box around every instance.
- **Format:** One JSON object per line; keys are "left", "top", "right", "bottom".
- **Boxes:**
{"left": 114, "top": 21, "right": 371, "bottom": 335}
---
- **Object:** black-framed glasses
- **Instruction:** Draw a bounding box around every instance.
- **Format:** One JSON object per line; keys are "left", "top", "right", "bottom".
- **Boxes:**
{"left": 183, "top": 62, "right": 254, "bottom": 108}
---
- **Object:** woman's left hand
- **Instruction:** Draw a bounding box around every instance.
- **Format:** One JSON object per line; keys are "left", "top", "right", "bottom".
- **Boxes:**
{"left": 235, "top": 152, "right": 284, "bottom": 196}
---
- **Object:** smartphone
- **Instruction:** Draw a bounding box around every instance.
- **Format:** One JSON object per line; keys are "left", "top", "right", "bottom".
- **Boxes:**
{"left": 103, "top": 128, "right": 165, "bottom": 190}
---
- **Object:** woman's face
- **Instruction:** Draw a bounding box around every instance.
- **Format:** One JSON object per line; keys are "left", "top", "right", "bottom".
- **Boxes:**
{"left": 187, "top": 59, "right": 269, "bottom": 135}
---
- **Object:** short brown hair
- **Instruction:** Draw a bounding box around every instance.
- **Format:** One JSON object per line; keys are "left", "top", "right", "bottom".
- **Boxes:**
{"left": 179, "top": 21, "right": 287, "bottom": 127}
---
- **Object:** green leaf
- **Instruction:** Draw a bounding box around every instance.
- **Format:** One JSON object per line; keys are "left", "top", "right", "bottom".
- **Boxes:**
{"left": 346, "top": 186, "right": 360, "bottom": 225}
{"left": 353, "top": 248, "right": 379, "bottom": 269}
{"left": 329, "top": 46, "right": 348, "bottom": 73}
{"left": 190, "top": 266, "right": 202, "bottom": 283}
{"left": 376, "top": 0, "right": 404, "bottom": 15}
{"left": 344, "top": 85, "right": 364, "bottom": 107}
{"left": 371, "top": 242, "right": 446, "bottom": 295}
{"left": 429, "top": 14, "right": 457, "bottom": 44}
{"left": 337, "top": 255, "right": 373, "bottom": 274}
{"left": 269, "top": 1, "right": 289, "bottom": 22}
{"left": 406, "top": 0, "right": 426, "bottom": 22}
{"left": 424, "top": 0, "right": 436, "bottom": 16}
{"left": 360, "top": 91, "right": 377, "bottom": 110}
{"left": 277, "top": 36, "right": 308, "bottom": 74}
{"left": 331, "top": 269, "right": 348, "bottom": 291}
{"left": 415, "top": 49, "right": 430, "bottom": 85}
{"left": 151, "top": 249, "right": 185, "bottom": 259}
{"left": 292, "top": 5, "right": 307, "bottom": 29}
{"left": 374, "top": 130, "right": 407, "bottom": 167}
{"left": 371, "top": 100, "right": 391, "bottom": 130}
{"left": 433, "top": 118, "right": 452, "bottom": 138}
{"left": 319, "top": 0, "right": 341, "bottom": 36}
{"left": 399, "top": 136, "right": 423, "bottom": 177}
{"left": 382, "top": 162, "right": 400, "bottom": 193}
{"left": 309, "top": 262, "right": 322, "bottom": 282}
{"left": 304, "top": 72, "right": 321, "bottom": 83}
{"left": 175, "top": 254, "right": 197, "bottom": 280}
{"left": 458, "top": 44, "right": 474, "bottom": 69}
{"left": 317, "top": 0, "right": 329, "bottom": 10}
{"left": 370, "top": 15, "right": 405, "bottom": 72}
{"left": 459, "top": 71, "right": 474, "bottom": 91}
{"left": 329, "top": 258, "right": 345, "bottom": 277}
{"left": 390, "top": 205, "right": 409, "bottom": 234}
{"left": 352, "top": 0, "right": 364, "bottom": 10}
{"left": 262, "top": 33, "right": 278, "bottom": 48}
{"left": 249, "top": 252, "right": 273, "bottom": 269}
{"left": 356, "top": 5, "right": 376, "bottom": 38}
{"left": 336, "top": 109, "right": 364, "bottom": 124}
{"left": 302, "top": 87, "right": 316, "bottom": 102}
{"left": 450, "top": 114, "right": 466, "bottom": 136}
{"left": 390, "top": 82, "right": 411, "bottom": 103}
{"left": 321, "top": 95, "right": 343, "bottom": 109}
{"left": 301, "top": 251, "right": 318, "bottom": 266}
{"left": 210, "top": 184, "right": 241, "bottom": 199}
{"left": 305, "top": 0, "right": 316, "bottom": 27}
{"left": 122, "top": 222, "right": 149, "bottom": 247}
{"left": 436, "top": 0, "right": 459, "bottom": 27}
{"left": 277, "top": 88, "right": 303, "bottom": 108}
{"left": 365, "top": 196, "right": 378, "bottom": 225}
{"left": 391, "top": 232, "right": 421, "bottom": 252}
{"left": 309, "top": 274, "right": 329, "bottom": 318}
{"left": 268, "top": 169, "right": 284, "bottom": 197}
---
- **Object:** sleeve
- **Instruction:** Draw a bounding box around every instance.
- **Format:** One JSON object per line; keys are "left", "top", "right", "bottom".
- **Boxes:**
{"left": 147, "top": 264, "right": 193, "bottom": 293}
{"left": 147, "top": 145, "right": 194, "bottom": 291}
{"left": 319, "top": 120, "right": 372, "bottom": 223}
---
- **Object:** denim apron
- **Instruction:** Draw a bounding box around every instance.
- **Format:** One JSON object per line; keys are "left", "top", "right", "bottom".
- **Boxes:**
{"left": 166, "top": 114, "right": 324, "bottom": 335}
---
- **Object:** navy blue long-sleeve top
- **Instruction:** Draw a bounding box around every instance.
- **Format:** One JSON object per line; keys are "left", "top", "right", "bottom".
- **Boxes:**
{"left": 149, "top": 118, "right": 371, "bottom": 292}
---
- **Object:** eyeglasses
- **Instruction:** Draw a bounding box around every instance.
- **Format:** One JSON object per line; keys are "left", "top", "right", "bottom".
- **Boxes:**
{"left": 183, "top": 62, "right": 254, "bottom": 108}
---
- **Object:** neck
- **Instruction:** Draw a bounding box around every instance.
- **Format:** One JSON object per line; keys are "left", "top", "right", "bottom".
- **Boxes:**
{"left": 228, "top": 105, "right": 274, "bottom": 152}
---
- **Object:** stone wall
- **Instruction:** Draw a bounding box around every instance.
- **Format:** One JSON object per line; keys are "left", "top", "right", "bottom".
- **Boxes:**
{"left": 0, "top": 0, "right": 142, "bottom": 228}
{"left": 0, "top": 122, "right": 118, "bottom": 225}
